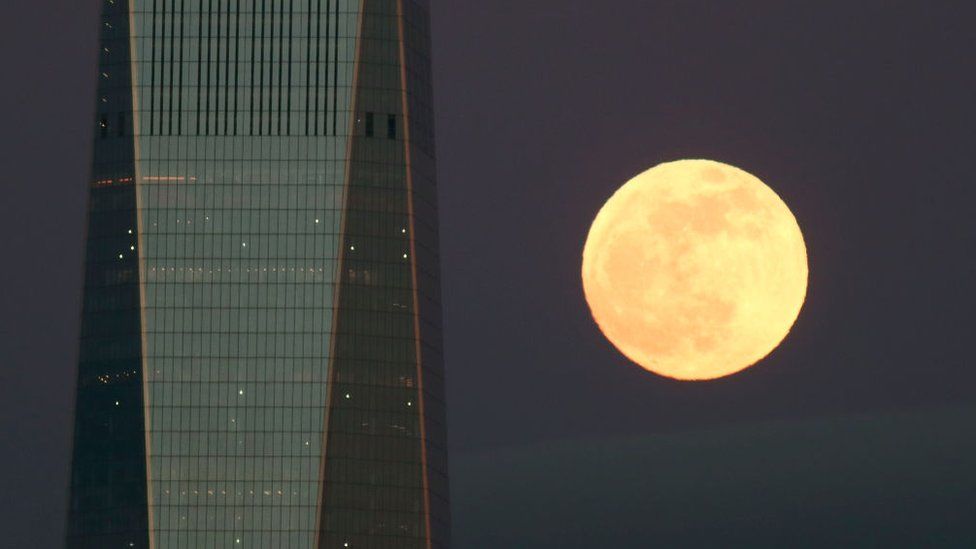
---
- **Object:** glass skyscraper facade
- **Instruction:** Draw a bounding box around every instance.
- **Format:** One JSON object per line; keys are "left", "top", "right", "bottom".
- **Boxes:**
{"left": 67, "top": 1, "right": 448, "bottom": 547}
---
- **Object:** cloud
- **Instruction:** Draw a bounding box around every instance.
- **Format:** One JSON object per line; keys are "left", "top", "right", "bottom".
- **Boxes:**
{"left": 451, "top": 404, "right": 976, "bottom": 547}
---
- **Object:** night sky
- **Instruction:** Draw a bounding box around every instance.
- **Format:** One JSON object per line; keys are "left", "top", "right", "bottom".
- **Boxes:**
{"left": 2, "top": 1, "right": 975, "bottom": 547}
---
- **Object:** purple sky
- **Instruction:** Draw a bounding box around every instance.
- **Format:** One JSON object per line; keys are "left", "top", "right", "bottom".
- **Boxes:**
{"left": 1, "top": 1, "right": 975, "bottom": 545}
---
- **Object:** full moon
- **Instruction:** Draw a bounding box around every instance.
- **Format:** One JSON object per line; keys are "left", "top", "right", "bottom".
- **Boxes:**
{"left": 582, "top": 159, "right": 808, "bottom": 381}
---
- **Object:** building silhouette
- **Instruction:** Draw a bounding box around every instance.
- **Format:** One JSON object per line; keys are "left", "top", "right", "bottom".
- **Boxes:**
{"left": 67, "top": 1, "right": 448, "bottom": 547}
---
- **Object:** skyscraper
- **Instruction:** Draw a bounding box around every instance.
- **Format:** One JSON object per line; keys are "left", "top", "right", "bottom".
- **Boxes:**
{"left": 67, "top": 1, "right": 448, "bottom": 547}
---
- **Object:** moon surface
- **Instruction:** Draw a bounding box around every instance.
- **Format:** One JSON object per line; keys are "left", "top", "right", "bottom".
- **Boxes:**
{"left": 582, "top": 159, "right": 808, "bottom": 380}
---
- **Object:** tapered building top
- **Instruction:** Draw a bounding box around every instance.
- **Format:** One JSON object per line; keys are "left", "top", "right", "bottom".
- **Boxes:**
{"left": 67, "top": 1, "right": 449, "bottom": 547}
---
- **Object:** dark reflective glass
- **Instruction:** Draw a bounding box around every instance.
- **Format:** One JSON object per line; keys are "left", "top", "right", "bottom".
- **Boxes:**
{"left": 68, "top": 1, "right": 448, "bottom": 547}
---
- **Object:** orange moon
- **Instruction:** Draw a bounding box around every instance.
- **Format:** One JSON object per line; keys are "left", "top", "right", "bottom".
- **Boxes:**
{"left": 582, "top": 159, "right": 808, "bottom": 380}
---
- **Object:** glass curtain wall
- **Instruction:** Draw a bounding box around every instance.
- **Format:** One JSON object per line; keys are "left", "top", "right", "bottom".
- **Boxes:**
{"left": 68, "top": 1, "right": 448, "bottom": 547}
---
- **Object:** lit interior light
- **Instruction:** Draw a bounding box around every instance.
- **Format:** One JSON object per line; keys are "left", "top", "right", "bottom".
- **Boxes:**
{"left": 241, "top": 242, "right": 247, "bottom": 247}
{"left": 118, "top": 254, "right": 123, "bottom": 259}
{"left": 349, "top": 246, "right": 355, "bottom": 251}
{"left": 314, "top": 219, "right": 320, "bottom": 224}
{"left": 143, "top": 175, "right": 191, "bottom": 182}
{"left": 115, "top": 401, "right": 120, "bottom": 406}
{"left": 401, "top": 228, "right": 407, "bottom": 234}
{"left": 344, "top": 393, "right": 351, "bottom": 399}
{"left": 402, "top": 253, "right": 408, "bottom": 259}
{"left": 127, "top": 229, "right": 133, "bottom": 234}
{"left": 130, "top": 246, "right": 135, "bottom": 250}
{"left": 238, "top": 389, "right": 244, "bottom": 395}
{"left": 407, "top": 401, "right": 412, "bottom": 407}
